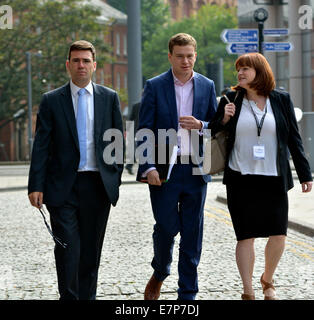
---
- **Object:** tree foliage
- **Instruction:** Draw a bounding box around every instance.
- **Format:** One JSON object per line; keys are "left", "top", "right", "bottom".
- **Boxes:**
{"left": 142, "top": 4, "right": 238, "bottom": 88}
{"left": 107, "top": 0, "right": 170, "bottom": 47}
{"left": 0, "top": 0, "right": 112, "bottom": 120}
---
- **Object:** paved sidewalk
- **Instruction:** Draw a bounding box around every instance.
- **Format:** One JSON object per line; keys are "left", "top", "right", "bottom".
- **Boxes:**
{"left": 1, "top": 164, "right": 312, "bottom": 237}
{"left": 0, "top": 182, "right": 313, "bottom": 300}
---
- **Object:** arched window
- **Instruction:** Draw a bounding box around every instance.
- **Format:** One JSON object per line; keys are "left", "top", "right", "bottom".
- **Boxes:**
{"left": 183, "top": 0, "right": 193, "bottom": 17}
{"left": 169, "top": 0, "right": 178, "bottom": 19}
{"left": 197, "top": 0, "right": 205, "bottom": 10}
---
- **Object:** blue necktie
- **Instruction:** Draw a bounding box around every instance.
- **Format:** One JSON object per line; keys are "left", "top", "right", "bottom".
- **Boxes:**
{"left": 76, "top": 88, "right": 87, "bottom": 169}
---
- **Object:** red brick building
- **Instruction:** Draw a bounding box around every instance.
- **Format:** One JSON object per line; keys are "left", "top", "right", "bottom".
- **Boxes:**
{"left": 0, "top": 0, "right": 128, "bottom": 161}
{"left": 165, "top": 0, "right": 237, "bottom": 20}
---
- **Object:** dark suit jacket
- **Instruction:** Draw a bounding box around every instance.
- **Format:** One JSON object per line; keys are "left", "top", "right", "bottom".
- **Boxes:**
{"left": 210, "top": 88, "right": 313, "bottom": 192}
{"left": 136, "top": 69, "right": 217, "bottom": 183}
{"left": 28, "top": 82, "right": 124, "bottom": 207}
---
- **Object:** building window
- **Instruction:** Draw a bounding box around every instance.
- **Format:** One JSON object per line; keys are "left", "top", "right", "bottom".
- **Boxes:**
{"left": 123, "top": 34, "right": 127, "bottom": 56}
{"left": 100, "top": 70, "right": 104, "bottom": 85}
{"left": 124, "top": 73, "right": 128, "bottom": 89}
{"left": 116, "top": 72, "right": 120, "bottom": 90}
{"left": 170, "top": 0, "right": 178, "bottom": 19}
{"left": 197, "top": 0, "right": 205, "bottom": 9}
{"left": 116, "top": 33, "right": 120, "bottom": 56}
{"left": 183, "top": 0, "right": 192, "bottom": 17}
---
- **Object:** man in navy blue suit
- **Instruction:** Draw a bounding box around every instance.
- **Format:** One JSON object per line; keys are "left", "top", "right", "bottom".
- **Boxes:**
{"left": 136, "top": 33, "right": 217, "bottom": 300}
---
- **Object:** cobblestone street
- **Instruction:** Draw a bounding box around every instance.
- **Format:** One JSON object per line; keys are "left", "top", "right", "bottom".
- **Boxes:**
{"left": 0, "top": 181, "right": 313, "bottom": 300}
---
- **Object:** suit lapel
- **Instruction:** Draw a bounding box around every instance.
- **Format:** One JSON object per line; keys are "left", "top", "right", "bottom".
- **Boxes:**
{"left": 163, "top": 70, "right": 178, "bottom": 130}
{"left": 93, "top": 83, "right": 104, "bottom": 140}
{"left": 269, "top": 91, "right": 281, "bottom": 123}
{"left": 192, "top": 74, "right": 201, "bottom": 119}
{"left": 230, "top": 90, "right": 244, "bottom": 131}
{"left": 269, "top": 90, "right": 285, "bottom": 143}
{"left": 61, "top": 83, "right": 79, "bottom": 151}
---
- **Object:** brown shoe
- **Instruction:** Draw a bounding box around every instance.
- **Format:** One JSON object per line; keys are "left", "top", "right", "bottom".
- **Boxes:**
{"left": 144, "top": 275, "right": 163, "bottom": 300}
{"left": 241, "top": 293, "right": 255, "bottom": 300}
{"left": 260, "top": 273, "right": 277, "bottom": 300}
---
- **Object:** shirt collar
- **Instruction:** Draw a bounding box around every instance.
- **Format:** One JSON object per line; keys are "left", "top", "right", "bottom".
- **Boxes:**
{"left": 70, "top": 80, "right": 93, "bottom": 96}
{"left": 172, "top": 68, "right": 195, "bottom": 86}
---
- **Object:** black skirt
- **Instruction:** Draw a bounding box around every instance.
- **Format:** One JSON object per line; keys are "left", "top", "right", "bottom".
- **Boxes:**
{"left": 226, "top": 167, "right": 288, "bottom": 241}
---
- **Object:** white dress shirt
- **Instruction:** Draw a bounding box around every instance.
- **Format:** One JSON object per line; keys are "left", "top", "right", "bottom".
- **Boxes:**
{"left": 229, "top": 97, "right": 278, "bottom": 176}
{"left": 173, "top": 70, "right": 194, "bottom": 156}
{"left": 70, "top": 80, "right": 98, "bottom": 171}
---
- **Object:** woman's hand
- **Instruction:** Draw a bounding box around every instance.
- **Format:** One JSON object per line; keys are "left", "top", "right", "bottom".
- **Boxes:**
{"left": 222, "top": 103, "right": 236, "bottom": 125}
{"left": 301, "top": 181, "right": 312, "bottom": 193}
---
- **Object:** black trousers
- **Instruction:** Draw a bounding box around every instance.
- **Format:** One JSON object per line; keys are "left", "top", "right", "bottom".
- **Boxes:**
{"left": 47, "top": 172, "right": 111, "bottom": 300}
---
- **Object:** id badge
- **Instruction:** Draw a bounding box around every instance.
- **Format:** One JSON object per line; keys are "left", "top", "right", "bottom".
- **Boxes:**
{"left": 253, "top": 145, "right": 265, "bottom": 160}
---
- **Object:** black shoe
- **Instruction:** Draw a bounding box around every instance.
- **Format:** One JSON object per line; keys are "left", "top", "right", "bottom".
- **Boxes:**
{"left": 126, "top": 165, "right": 133, "bottom": 175}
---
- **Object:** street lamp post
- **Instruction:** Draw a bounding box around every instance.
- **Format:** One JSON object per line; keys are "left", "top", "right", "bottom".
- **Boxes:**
{"left": 127, "top": 0, "right": 142, "bottom": 118}
{"left": 254, "top": 8, "right": 269, "bottom": 55}
{"left": 26, "top": 50, "right": 42, "bottom": 159}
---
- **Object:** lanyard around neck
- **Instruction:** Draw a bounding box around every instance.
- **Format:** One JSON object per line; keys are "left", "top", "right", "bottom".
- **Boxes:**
{"left": 246, "top": 96, "right": 267, "bottom": 137}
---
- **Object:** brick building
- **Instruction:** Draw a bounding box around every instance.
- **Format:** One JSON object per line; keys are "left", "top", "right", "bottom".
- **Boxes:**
{"left": 0, "top": 0, "right": 127, "bottom": 161}
{"left": 164, "top": 0, "right": 237, "bottom": 20}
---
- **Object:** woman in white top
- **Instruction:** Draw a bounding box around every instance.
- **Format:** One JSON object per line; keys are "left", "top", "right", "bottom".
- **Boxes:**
{"left": 210, "top": 53, "right": 312, "bottom": 300}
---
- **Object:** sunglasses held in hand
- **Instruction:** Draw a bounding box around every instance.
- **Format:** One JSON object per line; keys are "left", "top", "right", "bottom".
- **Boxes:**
{"left": 38, "top": 206, "right": 67, "bottom": 249}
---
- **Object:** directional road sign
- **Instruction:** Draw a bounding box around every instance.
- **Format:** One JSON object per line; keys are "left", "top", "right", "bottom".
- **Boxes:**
{"left": 264, "top": 42, "right": 293, "bottom": 52}
{"left": 226, "top": 43, "right": 258, "bottom": 54}
{"left": 226, "top": 42, "right": 293, "bottom": 54}
{"left": 263, "top": 28, "right": 289, "bottom": 37}
{"left": 221, "top": 29, "right": 258, "bottom": 43}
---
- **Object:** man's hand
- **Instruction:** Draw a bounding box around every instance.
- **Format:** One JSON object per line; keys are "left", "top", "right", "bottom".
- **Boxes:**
{"left": 301, "top": 181, "right": 312, "bottom": 193}
{"left": 179, "top": 116, "right": 202, "bottom": 130}
{"left": 147, "top": 170, "right": 162, "bottom": 186}
{"left": 28, "top": 192, "right": 43, "bottom": 209}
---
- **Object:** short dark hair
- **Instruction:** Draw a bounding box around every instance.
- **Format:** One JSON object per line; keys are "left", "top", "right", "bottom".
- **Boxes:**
{"left": 168, "top": 33, "right": 197, "bottom": 54}
{"left": 232, "top": 53, "right": 275, "bottom": 96}
{"left": 68, "top": 40, "right": 96, "bottom": 61}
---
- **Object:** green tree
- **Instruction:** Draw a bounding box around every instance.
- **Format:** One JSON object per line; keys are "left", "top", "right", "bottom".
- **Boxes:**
{"left": 143, "top": 4, "right": 238, "bottom": 89}
{"left": 0, "top": 0, "right": 112, "bottom": 120}
{"left": 107, "top": 0, "right": 170, "bottom": 47}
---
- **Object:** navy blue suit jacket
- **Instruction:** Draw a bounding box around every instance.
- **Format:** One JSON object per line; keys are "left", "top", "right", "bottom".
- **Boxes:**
{"left": 136, "top": 69, "right": 217, "bottom": 183}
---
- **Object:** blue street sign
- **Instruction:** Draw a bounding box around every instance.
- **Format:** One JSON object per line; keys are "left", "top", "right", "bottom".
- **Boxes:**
{"left": 264, "top": 42, "right": 293, "bottom": 52}
{"left": 221, "top": 29, "right": 258, "bottom": 43}
{"left": 226, "top": 43, "right": 258, "bottom": 54}
{"left": 226, "top": 42, "right": 293, "bottom": 54}
{"left": 263, "top": 29, "right": 289, "bottom": 37}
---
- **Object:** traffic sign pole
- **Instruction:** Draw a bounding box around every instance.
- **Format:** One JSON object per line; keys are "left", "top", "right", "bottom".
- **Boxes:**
{"left": 258, "top": 22, "right": 264, "bottom": 54}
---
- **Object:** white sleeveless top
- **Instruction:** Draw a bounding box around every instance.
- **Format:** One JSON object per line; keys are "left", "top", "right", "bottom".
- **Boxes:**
{"left": 228, "top": 97, "right": 278, "bottom": 176}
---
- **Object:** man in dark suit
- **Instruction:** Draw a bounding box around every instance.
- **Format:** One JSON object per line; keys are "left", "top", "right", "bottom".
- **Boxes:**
{"left": 28, "top": 40, "right": 124, "bottom": 300}
{"left": 136, "top": 33, "right": 217, "bottom": 300}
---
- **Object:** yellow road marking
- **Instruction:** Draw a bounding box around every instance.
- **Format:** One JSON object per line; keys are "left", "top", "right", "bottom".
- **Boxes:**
{"left": 206, "top": 205, "right": 230, "bottom": 218}
{"left": 204, "top": 210, "right": 232, "bottom": 227}
{"left": 286, "top": 245, "right": 314, "bottom": 262}
{"left": 286, "top": 239, "right": 314, "bottom": 252}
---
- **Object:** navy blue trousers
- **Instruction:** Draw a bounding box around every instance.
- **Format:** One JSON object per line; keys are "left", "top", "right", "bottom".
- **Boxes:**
{"left": 149, "top": 163, "right": 207, "bottom": 300}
